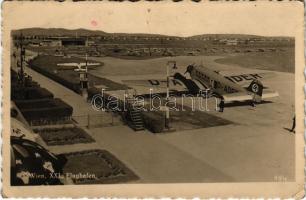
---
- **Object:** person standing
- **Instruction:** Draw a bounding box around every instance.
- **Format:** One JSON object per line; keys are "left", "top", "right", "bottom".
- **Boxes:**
{"left": 219, "top": 98, "right": 225, "bottom": 112}
{"left": 290, "top": 115, "right": 295, "bottom": 133}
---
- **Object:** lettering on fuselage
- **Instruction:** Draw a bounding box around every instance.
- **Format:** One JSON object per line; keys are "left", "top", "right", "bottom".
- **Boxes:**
{"left": 223, "top": 85, "right": 236, "bottom": 93}
{"left": 224, "top": 73, "right": 262, "bottom": 83}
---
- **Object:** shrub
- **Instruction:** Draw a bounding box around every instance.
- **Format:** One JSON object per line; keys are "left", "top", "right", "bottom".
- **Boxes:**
{"left": 142, "top": 111, "right": 165, "bottom": 133}
{"left": 15, "top": 98, "right": 56, "bottom": 110}
{"left": 21, "top": 106, "right": 72, "bottom": 121}
{"left": 11, "top": 87, "right": 54, "bottom": 101}
{"left": 26, "top": 87, "right": 54, "bottom": 100}
{"left": 16, "top": 98, "right": 70, "bottom": 109}
{"left": 29, "top": 57, "right": 81, "bottom": 93}
{"left": 16, "top": 98, "right": 73, "bottom": 123}
{"left": 87, "top": 88, "right": 125, "bottom": 111}
{"left": 87, "top": 87, "right": 100, "bottom": 100}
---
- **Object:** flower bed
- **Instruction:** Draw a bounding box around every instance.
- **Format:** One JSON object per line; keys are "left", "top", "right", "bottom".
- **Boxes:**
{"left": 63, "top": 149, "right": 139, "bottom": 184}
{"left": 37, "top": 127, "right": 95, "bottom": 146}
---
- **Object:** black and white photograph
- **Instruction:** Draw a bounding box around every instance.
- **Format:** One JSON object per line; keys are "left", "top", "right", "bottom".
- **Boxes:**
{"left": 2, "top": 1, "right": 304, "bottom": 198}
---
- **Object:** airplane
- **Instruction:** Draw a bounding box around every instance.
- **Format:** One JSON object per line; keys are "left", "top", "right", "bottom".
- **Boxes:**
{"left": 56, "top": 62, "right": 100, "bottom": 72}
{"left": 182, "top": 64, "right": 279, "bottom": 103}
{"left": 122, "top": 63, "right": 279, "bottom": 104}
{"left": 57, "top": 53, "right": 101, "bottom": 71}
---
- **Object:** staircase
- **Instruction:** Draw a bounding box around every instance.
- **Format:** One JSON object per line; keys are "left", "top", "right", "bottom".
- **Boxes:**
{"left": 126, "top": 97, "right": 144, "bottom": 131}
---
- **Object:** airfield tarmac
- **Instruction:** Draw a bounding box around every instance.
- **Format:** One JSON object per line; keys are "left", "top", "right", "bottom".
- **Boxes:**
{"left": 23, "top": 52, "right": 295, "bottom": 183}
{"left": 86, "top": 54, "right": 295, "bottom": 182}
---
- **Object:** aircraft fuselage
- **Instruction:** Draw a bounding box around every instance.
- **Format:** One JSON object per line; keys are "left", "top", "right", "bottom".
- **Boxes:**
{"left": 189, "top": 65, "right": 262, "bottom": 95}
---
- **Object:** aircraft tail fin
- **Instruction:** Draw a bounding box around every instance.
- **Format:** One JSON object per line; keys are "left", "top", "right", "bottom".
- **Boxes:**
{"left": 247, "top": 80, "right": 263, "bottom": 102}
{"left": 223, "top": 80, "right": 278, "bottom": 103}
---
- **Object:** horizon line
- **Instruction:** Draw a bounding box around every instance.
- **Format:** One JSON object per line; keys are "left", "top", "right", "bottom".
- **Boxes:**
{"left": 12, "top": 27, "right": 295, "bottom": 39}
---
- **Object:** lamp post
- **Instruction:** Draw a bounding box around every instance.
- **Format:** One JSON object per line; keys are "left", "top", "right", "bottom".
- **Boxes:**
{"left": 78, "top": 53, "right": 89, "bottom": 99}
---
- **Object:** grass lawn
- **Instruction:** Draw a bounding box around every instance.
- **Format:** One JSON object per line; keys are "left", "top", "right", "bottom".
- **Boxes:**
{"left": 63, "top": 149, "right": 139, "bottom": 184}
{"left": 29, "top": 55, "right": 129, "bottom": 92}
{"left": 143, "top": 100, "right": 233, "bottom": 132}
{"left": 169, "top": 109, "right": 233, "bottom": 131}
{"left": 214, "top": 49, "right": 295, "bottom": 73}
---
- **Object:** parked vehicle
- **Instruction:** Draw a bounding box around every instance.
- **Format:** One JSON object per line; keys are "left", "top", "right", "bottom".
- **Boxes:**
{"left": 11, "top": 136, "right": 67, "bottom": 185}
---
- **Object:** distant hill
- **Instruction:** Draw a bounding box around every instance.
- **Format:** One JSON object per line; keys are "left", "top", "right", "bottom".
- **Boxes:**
{"left": 12, "top": 28, "right": 179, "bottom": 38}
{"left": 190, "top": 34, "right": 293, "bottom": 40}
{"left": 11, "top": 28, "right": 293, "bottom": 40}
{"left": 12, "top": 28, "right": 108, "bottom": 37}
{"left": 190, "top": 34, "right": 263, "bottom": 39}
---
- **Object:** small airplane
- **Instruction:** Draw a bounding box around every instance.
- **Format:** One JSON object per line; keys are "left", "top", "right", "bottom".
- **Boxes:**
{"left": 182, "top": 64, "right": 279, "bottom": 103}
{"left": 122, "top": 63, "right": 279, "bottom": 104}
{"left": 57, "top": 53, "right": 100, "bottom": 71}
{"left": 56, "top": 62, "right": 100, "bottom": 72}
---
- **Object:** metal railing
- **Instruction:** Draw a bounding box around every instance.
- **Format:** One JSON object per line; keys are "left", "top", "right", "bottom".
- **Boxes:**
{"left": 72, "top": 113, "right": 123, "bottom": 129}
{"left": 28, "top": 117, "right": 72, "bottom": 127}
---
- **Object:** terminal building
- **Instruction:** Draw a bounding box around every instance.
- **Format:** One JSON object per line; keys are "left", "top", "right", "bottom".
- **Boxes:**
{"left": 61, "top": 38, "right": 86, "bottom": 46}
{"left": 28, "top": 37, "right": 93, "bottom": 47}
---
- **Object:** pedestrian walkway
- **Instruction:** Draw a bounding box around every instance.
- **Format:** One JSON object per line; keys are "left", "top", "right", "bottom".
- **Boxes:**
{"left": 89, "top": 125, "right": 233, "bottom": 183}
{"left": 15, "top": 66, "right": 108, "bottom": 151}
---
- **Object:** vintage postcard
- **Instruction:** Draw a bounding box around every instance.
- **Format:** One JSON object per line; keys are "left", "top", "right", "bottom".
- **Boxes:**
{"left": 1, "top": 1, "right": 304, "bottom": 198}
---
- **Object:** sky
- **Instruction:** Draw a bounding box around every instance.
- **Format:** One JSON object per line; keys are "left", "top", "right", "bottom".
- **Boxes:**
{"left": 2, "top": 1, "right": 304, "bottom": 37}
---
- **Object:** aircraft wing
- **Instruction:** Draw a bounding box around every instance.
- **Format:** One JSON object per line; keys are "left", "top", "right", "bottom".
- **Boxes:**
{"left": 123, "top": 79, "right": 184, "bottom": 88}
{"left": 261, "top": 89, "right": 279, "bottom": 99}
{"left": 57, "top": 62, "right": 100, "bottom": 70}
{"left": 122, "top": 79, "right": 189, "bottom": 95}
{"left": 222, "top": 93, "right": 254, "bottom": 102}
{"left": 79, "top": 62, "right": 101, "bottom": 66}
{"left": 57, "top": 63, "right": 79, "bottom": 67}
{"left": 222, "top": 89, "right": 279, "bottom": 102}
